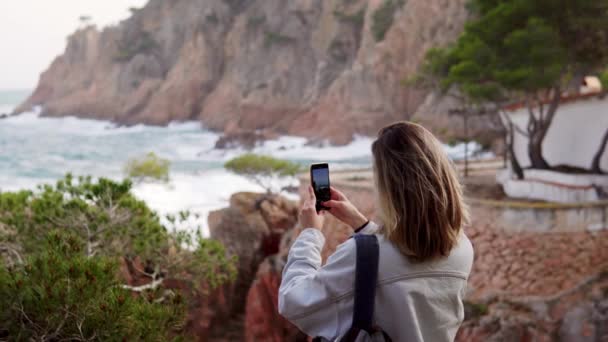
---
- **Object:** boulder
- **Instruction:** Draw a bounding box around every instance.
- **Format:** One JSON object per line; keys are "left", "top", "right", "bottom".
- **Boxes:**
{"left": 209, "top": 192, "right": 298, "bottom": 315}
{"left": 214, "top": 129, "right": 278, "bottom": 150}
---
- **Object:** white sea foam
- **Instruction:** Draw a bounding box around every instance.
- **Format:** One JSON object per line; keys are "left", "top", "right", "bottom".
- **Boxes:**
{"left": 0, "top": 105, "right": 14, "bottom": 115}
{"left": 1, "top": 109, "right": 492, "bottom": 238}
{"left": 443, "top": 141, "right": 494, "bottom": 160}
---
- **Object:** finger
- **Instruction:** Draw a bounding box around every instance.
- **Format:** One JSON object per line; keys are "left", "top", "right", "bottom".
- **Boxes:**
{"left": 303, "top": 199, "right": 314, "bottom": 210}
{"left": 330, "top": 186, "right": 346, "bottom": 200}
{"left": 322, "top": 200, "right": 343, "bottom": 209}
{"left": 301, "top": 198, "right": 312, "bottom": 210}
{"left": 308, "top": 186, "right": 316, "bottom": 201}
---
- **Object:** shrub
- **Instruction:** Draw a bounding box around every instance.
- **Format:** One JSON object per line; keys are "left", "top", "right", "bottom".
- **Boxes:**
{"left": 247, "top": 15, "right": 266, "bottom": 30}
{"left": 0, "top": 175, "right": 237, "bottom": 339}
{"left": 333, "top": 7, "right": 366, "bottom": 28}
{"left": 223, "top": 0, "right": 245, "bottom": 9}
{"left": 225, "top": 154, "right": 300, "bottom": 193}
{"left": 463, "top": 300, "right": 489, "bottom": 320}
{"left": 113, "top": 31, "right": 158, "bottom": 63}
{"left": 371, "top": 0, "right": 404, "bottom": 42}
{"left": 600, "top": 68, "right": 608, "bottom": 92}
{"left": 0, "top": 230, "right": 183, "bottom": 341}
{"left": 346, "top": 176, "right": 367, "bottom": 182}
{"left": 206, "top": 13, "right": 219, "bottom": 24}
{"left": 124, "top": 152, "right": 170, "bottom": 182}
{"left": 329, "top": 39, "right": 350, "bottom": 63}
{"left": 264, "top": 31, "right": 295, "bottom": 48}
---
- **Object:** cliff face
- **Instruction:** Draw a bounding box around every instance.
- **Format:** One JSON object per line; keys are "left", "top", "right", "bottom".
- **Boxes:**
{"left": 17, "top": 0, "right": 468, "bottom": 144}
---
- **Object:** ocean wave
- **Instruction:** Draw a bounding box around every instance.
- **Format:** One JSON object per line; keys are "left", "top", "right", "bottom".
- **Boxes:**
{"left": 1, "top": 109, "right": 492, "bottom": 237}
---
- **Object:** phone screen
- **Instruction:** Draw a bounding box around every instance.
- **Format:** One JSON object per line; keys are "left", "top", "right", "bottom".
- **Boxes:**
{"left": 311, "top": 166, "right": 330, "bottom": 201}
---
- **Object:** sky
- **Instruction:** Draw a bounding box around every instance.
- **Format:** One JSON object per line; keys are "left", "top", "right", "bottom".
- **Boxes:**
{"left": 0, "top": 0, "right": 148, "bottom": 91}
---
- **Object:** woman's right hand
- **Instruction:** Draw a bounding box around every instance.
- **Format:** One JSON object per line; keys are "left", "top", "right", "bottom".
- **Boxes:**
{"left": 322, "top": 186, "right": 368, "bottom": 230}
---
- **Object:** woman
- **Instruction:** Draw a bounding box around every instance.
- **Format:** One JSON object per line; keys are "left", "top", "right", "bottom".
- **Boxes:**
{"left": 278, "top": 122, "right": 474, "bottom": 341}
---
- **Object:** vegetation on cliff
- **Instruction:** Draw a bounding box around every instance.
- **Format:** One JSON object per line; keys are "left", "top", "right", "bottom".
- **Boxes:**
{"left": 0, "top": 175, "right": 236, "bottom": 340}
{"left": 113, "top": 31, "right": 159, "bottom": 63}
{"left": 371, "top": 0, "right": 404, "bottom": 42}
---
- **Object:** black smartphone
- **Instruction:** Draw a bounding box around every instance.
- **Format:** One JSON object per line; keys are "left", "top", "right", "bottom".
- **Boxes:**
{"left": 310, "top": 163, "right": 331, "bottom": 212}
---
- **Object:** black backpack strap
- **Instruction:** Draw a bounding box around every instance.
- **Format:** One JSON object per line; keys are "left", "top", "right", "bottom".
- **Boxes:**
{"left": 314, "top": 234, "right": 389, "bottom": 342}
{"left": 351, "top": 234, "right": 380, "bottom": 332}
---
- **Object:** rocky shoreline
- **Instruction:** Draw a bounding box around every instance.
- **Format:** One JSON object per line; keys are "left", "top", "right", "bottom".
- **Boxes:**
{"left": 15, "top": 0, "right": 474, "bottom": 145}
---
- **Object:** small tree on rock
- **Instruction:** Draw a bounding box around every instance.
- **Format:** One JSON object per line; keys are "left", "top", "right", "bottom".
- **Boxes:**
{"left": 125, "top": 152, "right": 170, "bottom": 182}
{"left": 78, "top": 15, "right": 92, "bottom": 26}
{"left": 224, "top": 154, "right": 300, "bottom": 193}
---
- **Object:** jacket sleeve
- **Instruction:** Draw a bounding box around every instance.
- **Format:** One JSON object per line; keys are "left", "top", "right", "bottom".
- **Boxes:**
{"left": 278, "top": 222, "right": 380, "bottom": 338}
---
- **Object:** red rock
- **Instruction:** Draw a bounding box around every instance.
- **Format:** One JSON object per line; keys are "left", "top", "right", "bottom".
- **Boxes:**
{"left": 490, "top": 275, "right": 509, "bottom": 288}
{"left": 244, "top": 256, "right": 305, "bottom": 342}
{"left": 209, "top": 192, "right": 298, "bottom": 316}
{"left": 120, "top": 257, "right": 232, "bottom": 340}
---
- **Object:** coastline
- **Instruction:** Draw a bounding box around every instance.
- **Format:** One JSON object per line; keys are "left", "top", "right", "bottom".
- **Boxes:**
{"left": 0, "top": 108, "right": 376, "bottom": 237}
{"left": 1, "top": 101, "right": 490, "bottom": 239}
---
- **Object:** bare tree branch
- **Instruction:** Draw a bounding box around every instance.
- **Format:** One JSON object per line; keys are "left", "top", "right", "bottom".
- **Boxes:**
{"left": 0, "top": 243, "right": 24, "bottom": 266}
{"left": 45, "top": 309, "right": 69, "bottom": 341}
{"left": 121, "top": 277, "right": 164, "bottom": 292}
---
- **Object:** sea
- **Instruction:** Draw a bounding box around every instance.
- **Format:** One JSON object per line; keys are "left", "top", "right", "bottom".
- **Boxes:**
{"left": 0, "top": 90, "right": 482, "bottom": 236}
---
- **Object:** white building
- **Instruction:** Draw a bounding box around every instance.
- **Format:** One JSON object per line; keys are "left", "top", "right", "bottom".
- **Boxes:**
{"left": 499, "top": 81, "right": 608, "bottom": 203}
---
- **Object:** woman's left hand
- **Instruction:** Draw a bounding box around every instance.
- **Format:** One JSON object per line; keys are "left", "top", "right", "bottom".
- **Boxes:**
{"left": 299, "top": 186, "right": 325, "bottom": 231}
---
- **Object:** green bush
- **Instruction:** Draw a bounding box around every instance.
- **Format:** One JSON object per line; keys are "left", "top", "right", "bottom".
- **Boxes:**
{"left": 600, "top": 68, "right": 608, "bottom": 92}
{"left": 463, "top": 300, "right": 489, "bottom": 320}
{"left": 264, "top": 31, "right": 295, "bottom": 48}
{"left": 329, "top": 39, "right": 350, "bottom": 63}
{"left": 124, "top": 152, "right": 170, "bottom": 182}
{"left": 223, "top": 0, "right": 245, "bottom": 10}
{"left": 247, "top": 15, "right": 266, "bottom": 30}
{"left": 333, "top": 7, "right": 366, "bottom": 28}
{"left": 0, "top": 175, "right": 237, "bottom": 339}
{"left": 113, "top": 31, "right": 158, "bottom": 63}
{"left": 371, "top": 0, "right": 403, "bottom": 42}
{"left": 225, "top": 154, "right": 300, "bottom": 193}
{"left": 0, "top": 230, "right": 183, "bottom": 341}
{"left": 206, "top": 13, "right": 219, "bottom": 24}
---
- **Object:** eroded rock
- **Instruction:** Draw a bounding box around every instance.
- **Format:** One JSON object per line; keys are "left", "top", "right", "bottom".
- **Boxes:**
{"left": 209, "top": 192, "right": 298, "bottom": 315}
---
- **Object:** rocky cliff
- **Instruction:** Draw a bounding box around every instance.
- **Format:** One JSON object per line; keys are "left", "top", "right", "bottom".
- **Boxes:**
{"left": 16, "top": 0, "right": 468, "bottom": 144}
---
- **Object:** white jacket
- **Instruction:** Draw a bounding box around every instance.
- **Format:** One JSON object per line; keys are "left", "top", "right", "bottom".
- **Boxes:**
{"left": 278, "top": 222, "right": 474, "bottom": 341}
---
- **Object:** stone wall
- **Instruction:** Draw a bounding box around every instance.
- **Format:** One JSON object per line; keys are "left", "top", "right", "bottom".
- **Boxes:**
{"left": 497, "top": 169, "right": 608, "bottom": 203}
{"left": 470, "top": 198, "right": 608, "bottom": 233}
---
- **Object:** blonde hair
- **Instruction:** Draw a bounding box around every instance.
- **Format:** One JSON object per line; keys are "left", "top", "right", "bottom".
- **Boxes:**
{"left": 372, "top": 122, "right": 469, "bottom": 262}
